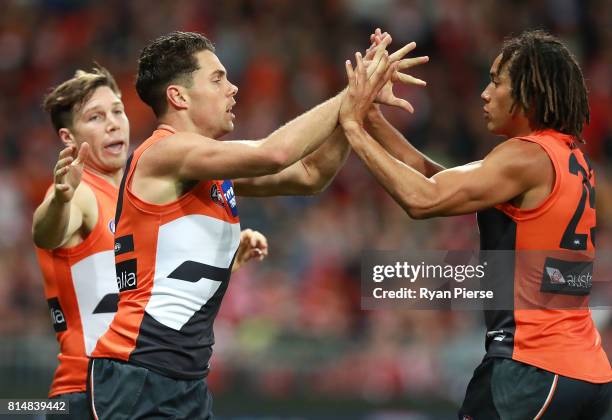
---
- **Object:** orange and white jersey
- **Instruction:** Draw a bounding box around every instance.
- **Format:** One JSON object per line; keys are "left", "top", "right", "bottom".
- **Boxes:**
{"left": 35, "top": 170, "right": 119, "bottom": 397}
{"left": 92, "top": 126, "right": 241, "bottom": 379}
{"left": 478, "top": 129, "right": 612, "bottom": 383}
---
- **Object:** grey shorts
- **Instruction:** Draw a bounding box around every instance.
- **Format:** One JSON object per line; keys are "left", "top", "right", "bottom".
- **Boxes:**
{"left": 87, "top": 358, "right": 213, "bottom": 420}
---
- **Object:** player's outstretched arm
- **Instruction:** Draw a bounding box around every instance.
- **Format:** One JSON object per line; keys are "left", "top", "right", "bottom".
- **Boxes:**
{"left": 32, "top": 143, "right": 94, "bottom": 249}
{"left": 365, "top": 105, "right": 444, "bottom": 177}
{"left": 232, "top": 229, "right": 269, "bottom": 272}
{"left": 234, "top": 32, "right": 426, "bottom": 196}
{"left": 233, "top": 126, "right": 350, "bottom": 196}
{"left": 339, "top": 49, "right": 549, "bottom": 218}
{"left": 154, "top": 38, "right": 395, "bottom": 184}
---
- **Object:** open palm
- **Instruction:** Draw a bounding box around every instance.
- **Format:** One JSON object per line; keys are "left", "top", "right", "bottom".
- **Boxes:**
{"left": 364, "top": 29, "right": 429, "bottom": 113}
{"left": 54, "top": 143, "right": 89, "bottom": 202}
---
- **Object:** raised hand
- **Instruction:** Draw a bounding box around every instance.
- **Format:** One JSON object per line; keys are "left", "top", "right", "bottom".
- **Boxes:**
{"left": 339, "top": 45, "right": 397, "bottom": 128}
{"left": 53, "top": 142, "right": 89, "bottom": 203}
{"left": 232, "top": 228, "right": 269, "bottom": 272}
{"left": 365, "top": 28, "right": 428, "bottom": 113}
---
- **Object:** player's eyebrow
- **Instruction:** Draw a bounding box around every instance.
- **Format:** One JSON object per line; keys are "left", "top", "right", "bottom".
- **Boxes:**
{"left": 82, "top": 100, "right": 123, "bottom": 114}
{"left": 211, "top": 69, "right": 226, "bottom": 78}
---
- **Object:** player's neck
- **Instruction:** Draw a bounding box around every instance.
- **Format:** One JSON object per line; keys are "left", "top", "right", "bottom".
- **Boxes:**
{"left": 84, "top": 165, "right": 123, "bottom": 188}
{"left": 507, "top": 116, "right": 535, "bottom": 138}
{"left": 159, "top": 112, "right": 218, "bottom": 139}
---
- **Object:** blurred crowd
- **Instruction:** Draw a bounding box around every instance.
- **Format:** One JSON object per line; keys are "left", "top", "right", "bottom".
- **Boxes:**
{"left": 1, "top": 0, "right": 611, "bottom": 408}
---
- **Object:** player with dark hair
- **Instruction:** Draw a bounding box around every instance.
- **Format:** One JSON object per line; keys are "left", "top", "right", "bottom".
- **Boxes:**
{"left": 339, "top": 29, "right": 611, "bottom": 419}
{"left": 34, "top": 65, "right": 270, "bottom": 419}
{"left": 88, "top": 31, "right": 426, "bottom": 418}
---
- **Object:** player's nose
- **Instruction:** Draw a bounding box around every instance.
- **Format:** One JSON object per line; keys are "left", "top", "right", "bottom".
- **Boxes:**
{"left": 481, "top": 86, "right": 491, "bottom": 102}
{"left": 228, "top": 82, "right": 238, "bottom": 97}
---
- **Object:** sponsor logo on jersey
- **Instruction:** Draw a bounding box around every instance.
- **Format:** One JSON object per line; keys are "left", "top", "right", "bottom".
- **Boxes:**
{"left": 541, "top": 257, "right": 592, "bottom": 295}
{"left": 210, "top": 183, "right": 224, "bottom": 207}
{"left": 116, "top": 258, "right": 138, "bottom": 292}
{"left": 545, "top": 267, "right": 566, "bottom": 284}
{"left": 114, "top": 235, "right": 134, "bottom": 256}
{"left": 47, "top": 297, "right": 67, "bottom": 332}
{"left": 108, "top": 218, "right": 116, "bottom": 234}
{"left": 221, "top": 180, "right": 238, "bottom": 217}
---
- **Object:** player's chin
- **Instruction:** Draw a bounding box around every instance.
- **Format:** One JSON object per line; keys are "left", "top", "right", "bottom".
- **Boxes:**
{"left": 102, "top": 156, "right": 127, "bottom": 172}
{"left": 486, "top": 121, "right": 500, "bottom": 134}
{"left": 220, "top": 122, "right": 235, "bottom": 136}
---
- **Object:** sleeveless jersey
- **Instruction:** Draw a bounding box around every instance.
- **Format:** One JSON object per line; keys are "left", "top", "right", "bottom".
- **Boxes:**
{"left": 477, "top": 129, "right": 611, "bottom": 383}
{"left": 35, "top": 169, "right": 119, "bottom": 397}
{"left": 92, "top": 127, "right": 241, "bottom": 379}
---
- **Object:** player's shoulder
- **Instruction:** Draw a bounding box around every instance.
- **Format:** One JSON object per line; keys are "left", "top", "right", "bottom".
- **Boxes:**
{"left": 489, "top": 137, "right": 551, "bottom": 167}
{"left": 143, "top": 131, "right": 215, "bottom": 159}
{"left": 485, "top": 138, "right": 552, "bottom": 184}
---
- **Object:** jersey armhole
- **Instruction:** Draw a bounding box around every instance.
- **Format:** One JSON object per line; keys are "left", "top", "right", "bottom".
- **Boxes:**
{"left": 123, "top": 137, "right": 207, "bottom": 215}
{"left": 51, "top": 182, "right": 105, "bottom": 258}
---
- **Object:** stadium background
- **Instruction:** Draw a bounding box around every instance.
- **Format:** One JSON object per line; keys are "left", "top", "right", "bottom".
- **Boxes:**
{"left": 0, "top": 0, "right": 610, "bottom": 418}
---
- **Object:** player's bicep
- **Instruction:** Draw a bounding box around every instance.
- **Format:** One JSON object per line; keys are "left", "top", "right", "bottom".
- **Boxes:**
{"left": 60, "top": 183, "right": 97, "bottom": 246}
{"left": 175, "top": 135, "right": 285, "bottom": 181}
{"left": 59, "top": 201, "right": 85, "bottom": 245}
{"left": 425, "top": 160, "right": 525, "bottom": 216}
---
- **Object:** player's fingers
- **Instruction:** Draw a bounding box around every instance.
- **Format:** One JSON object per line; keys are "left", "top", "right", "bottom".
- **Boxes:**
{"left": 390, "top": 42, "right": 416, "bottom": 62}
{"left": 391, "top": 97, "right": 414, "bottom": 114}
{"left": 55, "top": 184, "right": 70, "bottom": 192}
{"left": 374, "top": 60, "right": 396, "bottom": 95}
{"left": 397, "top": 55, "right": 429, "bottom": 70}
{"left": 74, "top": 142, "right": 90, "bottom": 166}
{"left": 364, "top": 42, "right": 377, "bottom": 60}
{"left": 58, "top": 146, "right": 75, "bottom": 159}
{"left": 345, "top": 59, "right": 356, "bottom": 91}
{"left": 370, "top": 51, "right": 390, "bottom": 85}
{"left": 55, "top": 156, "right": 74, "bottom": 170}
{"left": 394, "top": 72, "right": 427, "bottom": 86}
{"left": 253, "top": 231, "right": 268, "bottom": 247}
{"left": 250, "top": 233, "right": 259, "bottom": 248}
{"left": 371, "top": 36, "right": 391, "bottom": 66}
{"left": 355, "top": 52, "right": 367, "bottom": 88}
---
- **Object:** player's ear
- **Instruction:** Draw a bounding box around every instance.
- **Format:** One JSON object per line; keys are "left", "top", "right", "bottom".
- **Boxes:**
{"left": 58, "top": 128, "right": 76, "bottom": 148}
{"left": 167, "top": 85, "right": 189, "bottom": 111}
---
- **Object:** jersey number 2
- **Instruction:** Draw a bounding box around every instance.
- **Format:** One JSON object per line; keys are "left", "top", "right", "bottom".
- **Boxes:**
{"left": 560, "top": 154, "right": 595, "bottom": 250}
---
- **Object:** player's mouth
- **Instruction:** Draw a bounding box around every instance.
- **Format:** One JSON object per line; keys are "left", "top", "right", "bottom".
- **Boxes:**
{"left": 226, "top": 102, "right": 236, "bottom": 119}
{"left": 104, "top": 140, "right": 126, "bottom": 155}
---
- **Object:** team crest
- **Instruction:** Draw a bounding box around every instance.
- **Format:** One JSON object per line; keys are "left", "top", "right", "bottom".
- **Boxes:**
{"left": 210, "top": 183, "right": 224, "bottom": 207}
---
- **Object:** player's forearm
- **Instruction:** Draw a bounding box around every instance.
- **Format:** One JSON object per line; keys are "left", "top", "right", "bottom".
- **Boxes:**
{"left": 300, "top": 126, "right": 351, "bottom": 193}
{"left": 32, "top": 195, "right": 72, "bottom": 249}
{"left": 366, "top": 106, "right": 444, "bottom": 177}
{"left": 343, "top": 122, "right": 438, "bottom": 218}
{"left": 262, "top": 91, "right": 344, "bottom": 168}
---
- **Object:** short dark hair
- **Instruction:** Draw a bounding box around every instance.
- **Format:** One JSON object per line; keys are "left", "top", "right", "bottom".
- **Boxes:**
{"left": 136, "top": 31, "right": 216, "bottom": 117}
{"left": 498, "top": 30, "right": 589, "bottom": 142}
{"left": 43, "top": 66, "right": 120, "bottom": 132}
